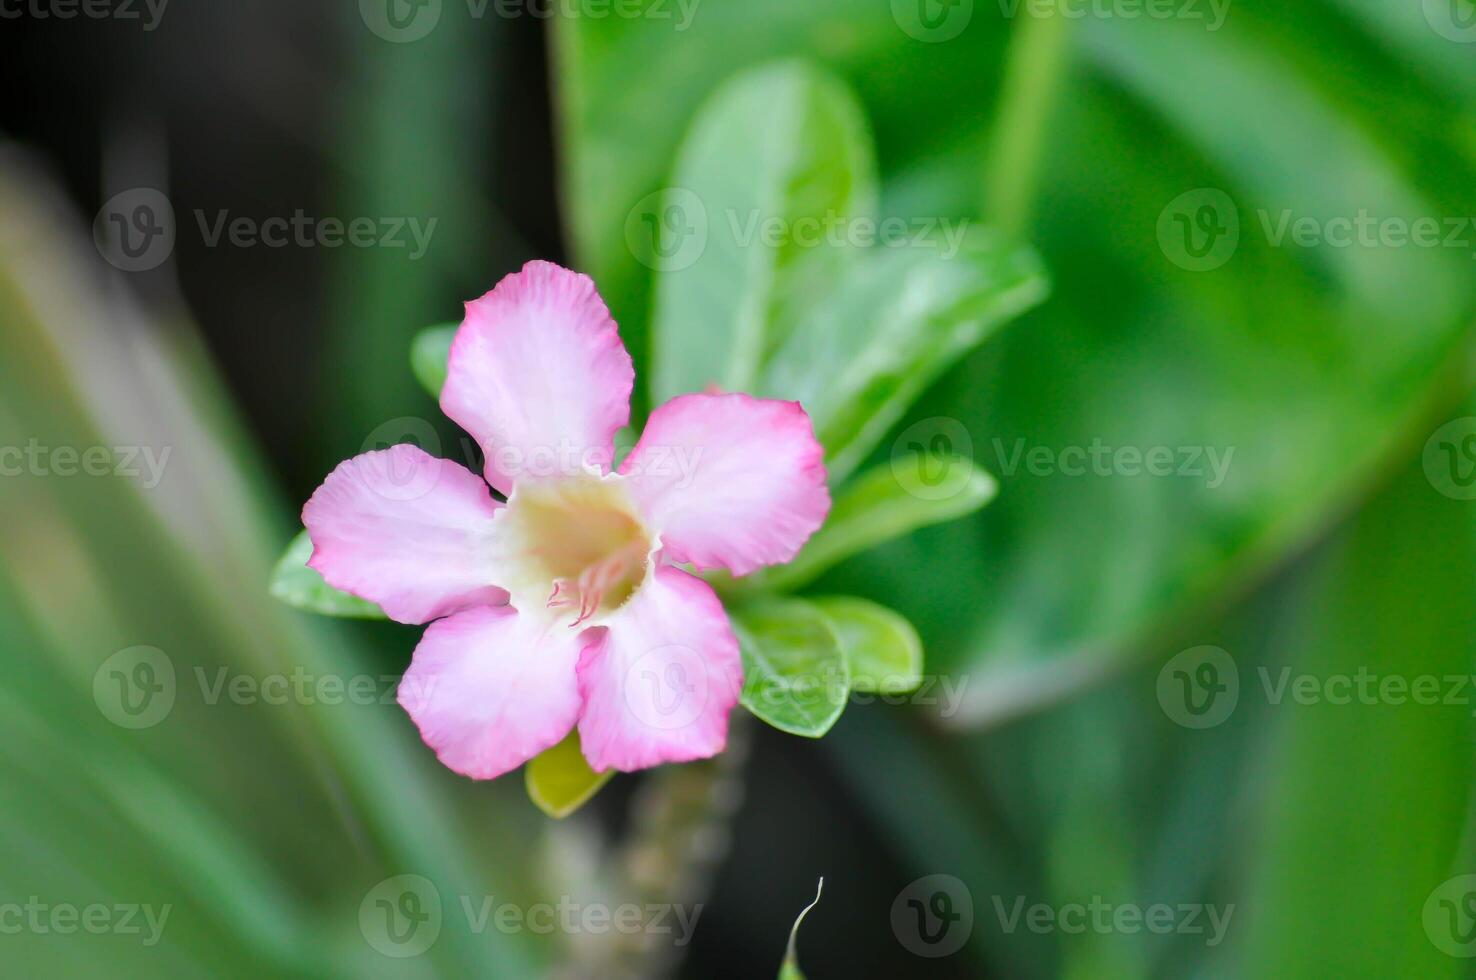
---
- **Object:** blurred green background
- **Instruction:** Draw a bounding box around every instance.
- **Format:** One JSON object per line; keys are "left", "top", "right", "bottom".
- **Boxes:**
{"left": 3, "top": 0, "right": 1476, "bottom": 976}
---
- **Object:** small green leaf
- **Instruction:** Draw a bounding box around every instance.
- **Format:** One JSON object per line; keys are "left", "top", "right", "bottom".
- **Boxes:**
{"left": 410, "top": 322, "right": 458, "bottom": 399}
{"left": 733, "top": 600, "right": 848, "bottom": 738}
{"left": 650, "top": 60, "right": 877, "bottom": 403}
{"left": 744, "top": 453, "right": 997, "bottom": 594}
{"left": 758, "top": 232, "right": 1047, "bottom": 481}
{"left": 268, "top": 530, "right": 387, "bottom": 619}
{"left": 811, "top": 597, "right": 923, "bottom": 696}
{"left": 525, "top": 731, "right": 613, "bottom": 820}
{"left": 778, "top": 877, "right": 824, "bottom": 980}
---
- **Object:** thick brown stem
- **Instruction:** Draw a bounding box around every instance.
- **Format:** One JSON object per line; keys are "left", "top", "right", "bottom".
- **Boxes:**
{"left": 561, "top": 713, "right": 753, "bottom": 979}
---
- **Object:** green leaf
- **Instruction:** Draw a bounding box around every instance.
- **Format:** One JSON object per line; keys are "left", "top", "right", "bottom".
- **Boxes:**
{"left": 733, "top": 599, "right": 849, "bottom": 738}
{"left": 778, "top": 877, "right": 824, "bottom": 980}
{"left": 556, "top": 2, "right": 1476, "bottom": 733}
{"left": 410, "top": 322, "right": 457, "bottom": 399}
{"left": 649, "top": 59, "right": 876, "bottom": 404}
{"left": 811, "top": 597, "right": 923, "bottom": 696}
{"left": 1, "top": 160, "right": 542, "bottom": 977}
{"left": 553, "top": 6, "right": 997, "bottom": 393}
{"left": 743, "top": 453, "right": 996, "bottom": 594}
{"left": 1239, "top": 458, "right": 1476, "bottom": 977}
{"left": 757, "top": 232, "right": 1048, "bottom": 481}
{"left": 268, "top": 530, "right": 387, "bottom": 619}
{"left": 524, "top": 730, "right": 614, "bottom": 820}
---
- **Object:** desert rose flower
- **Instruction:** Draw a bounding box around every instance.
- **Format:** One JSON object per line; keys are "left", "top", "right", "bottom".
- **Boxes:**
{"left": 302, "top": 261, "right": 829, "bottom": 777}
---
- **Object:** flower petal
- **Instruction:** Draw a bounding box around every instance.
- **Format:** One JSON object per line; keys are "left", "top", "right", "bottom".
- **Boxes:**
{"left": 620, "top": 393, "right": 830, "bottom": 576}
{"left": 440, "top": 260, "right": 634, "bottom": 495}
{"left": 576, "top": 564, "right": 742, "bottom": 772}
{"left": 303, "top": 445, "right": 506, "bottom": 624}
{"left": 398, "top": 606, "right": 587, "bottom": 780}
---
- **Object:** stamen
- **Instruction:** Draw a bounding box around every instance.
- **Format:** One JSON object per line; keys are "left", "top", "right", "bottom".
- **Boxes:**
{"left": 559, "top": 540, "right": 648, "bottom": 628}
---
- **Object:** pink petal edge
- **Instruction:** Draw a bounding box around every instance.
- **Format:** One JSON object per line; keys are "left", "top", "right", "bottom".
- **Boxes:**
{"left": 620, "top": 392, "right": 831, "bottom": 576}
{"left": 399, "top": 605, "right": 589, "bottom": 780}
{"left": 576, "top": 564, "right": 743, "bottom": 773}
{"left": 440, "top": 260, "right": 634, "bottom": 496}
{"left": 302, "top": 445, "right": 508, "bottom": 624}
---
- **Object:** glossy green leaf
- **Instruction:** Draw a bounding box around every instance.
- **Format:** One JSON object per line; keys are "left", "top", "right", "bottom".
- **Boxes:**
{"left": 556, "top": 1, "right": 1476, "bottom": 731}
{"left": 553, "top": 3, "right": 1004, "bottom": 390}
{"left": 743, "top": 452, "right": 996, "bottom": 595}
{"left": 811, "top": 597, "right": 923, "bottom": 696}
{"left": 409, "top": 322, "right": 457, "bottom": 399}
{"left": 758, "top": 231, "right": 1047, "bottom": 481}
{"left": 649, "top": 60, "right": 876, "bottom": 404}
{"left": 268, "top": 529, "right": 387, "bottom": 619}
{"left": 733, "top": 600, "right": 849, "bottom": 737}
{"left": 525, "top": 730, "right": 614, "bottom": 820}
{"left": 778, "top": 877, "right": 824, "bottom": 980}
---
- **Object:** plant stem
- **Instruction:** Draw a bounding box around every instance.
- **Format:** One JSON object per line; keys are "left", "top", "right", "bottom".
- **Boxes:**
{"left": 562, "top": 714, "right": 753, "bottom": 979}
{"left": 984, "top": 6, "right": 1074, "bottom": 239}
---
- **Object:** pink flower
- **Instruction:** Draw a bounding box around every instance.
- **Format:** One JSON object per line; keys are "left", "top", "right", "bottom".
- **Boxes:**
{"left": 302, "top": 261, "right": 830, "bottom": 777}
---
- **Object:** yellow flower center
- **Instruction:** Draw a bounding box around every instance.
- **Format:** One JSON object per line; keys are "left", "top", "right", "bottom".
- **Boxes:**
{"left": 491, "top": 471, "right": 653, "bottom": 625}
